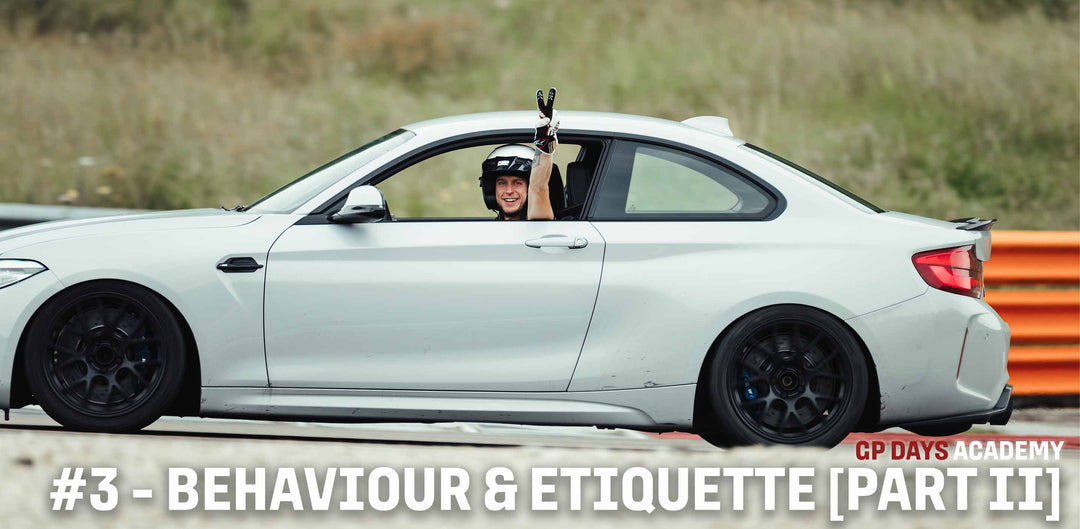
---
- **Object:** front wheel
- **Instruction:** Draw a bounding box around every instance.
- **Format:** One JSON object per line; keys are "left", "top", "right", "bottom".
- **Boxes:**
{"left": 23, "top": 281, "right": 187, "bottom": 432}
{"left": 697, "top": 306, "right": 868, "bottom": 447}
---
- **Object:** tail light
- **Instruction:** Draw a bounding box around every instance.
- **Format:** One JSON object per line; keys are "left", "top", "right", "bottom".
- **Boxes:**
{"left": 912, "top": 245, "right": 983, "bottom": 298}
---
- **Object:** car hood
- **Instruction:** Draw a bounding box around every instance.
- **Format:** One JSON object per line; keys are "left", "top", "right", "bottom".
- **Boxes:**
{"left": 0, "top": 209, "right": 259, "bottom": 256}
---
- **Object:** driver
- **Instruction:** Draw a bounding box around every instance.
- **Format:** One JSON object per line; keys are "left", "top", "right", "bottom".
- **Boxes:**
{"left": 478, "top": 88, "right": 560, "bottom": 221}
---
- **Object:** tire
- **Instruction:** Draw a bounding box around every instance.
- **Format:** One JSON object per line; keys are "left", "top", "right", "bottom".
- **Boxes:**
{"left": 23, "top": 281, "right": 186, "bottom": 432}
{"left": 697, "top": 305, "right": 868, "bottom": 448}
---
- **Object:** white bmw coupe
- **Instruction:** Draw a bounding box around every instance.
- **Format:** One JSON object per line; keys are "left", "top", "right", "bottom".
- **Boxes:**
{"left": 0, "top": 112, "right": 1012, "bottom": 446}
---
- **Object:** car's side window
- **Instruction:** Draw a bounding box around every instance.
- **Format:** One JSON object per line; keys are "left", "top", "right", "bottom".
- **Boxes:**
{"left": 373, "top": 141, "right": 582, "bottom": 220}
{"left": 589, "top": 141, "right": 774, "bottom": 220}
{"left": 376, "top": 144, "right": 495, "bottom": 219}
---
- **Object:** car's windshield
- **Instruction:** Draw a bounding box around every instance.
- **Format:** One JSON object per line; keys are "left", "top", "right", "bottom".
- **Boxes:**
{"left": 743, "top": 143, "right": 885, "bottom": 213}
{"left": 246, "top": 129, "right": 415, "bottom": 214}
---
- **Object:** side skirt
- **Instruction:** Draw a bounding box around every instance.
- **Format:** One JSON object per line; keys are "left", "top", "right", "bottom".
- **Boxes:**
{"left": 200, "top": 384, "right": 697, "bottom": 431}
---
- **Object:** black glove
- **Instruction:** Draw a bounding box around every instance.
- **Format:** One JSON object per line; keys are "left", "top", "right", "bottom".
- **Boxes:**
{"left": 533, "top": 87, "right": 559, "bottom": 154}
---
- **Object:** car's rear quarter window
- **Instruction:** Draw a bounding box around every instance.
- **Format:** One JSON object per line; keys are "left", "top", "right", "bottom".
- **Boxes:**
{"left": 590, "top": 140, "right": 774, "bottom": 220}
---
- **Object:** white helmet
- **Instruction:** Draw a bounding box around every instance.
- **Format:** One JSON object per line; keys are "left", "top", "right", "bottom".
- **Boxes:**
{"left": 478, "top": 144, "right": 534, "bottom": 211}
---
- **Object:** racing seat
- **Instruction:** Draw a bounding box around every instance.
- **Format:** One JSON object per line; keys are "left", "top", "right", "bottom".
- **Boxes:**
{"left": 547, "top": 164, "right": 566, "bottom": 213}
{"left": 557, "top": 161, "right": 591, "bottom": 219}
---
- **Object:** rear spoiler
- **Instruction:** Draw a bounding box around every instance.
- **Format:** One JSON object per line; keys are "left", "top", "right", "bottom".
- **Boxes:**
{"left": 949, "top": 217, "right": 994, "bottom": 260}
{"left": 949, "top": 217, "right": 996, "bottom": 232}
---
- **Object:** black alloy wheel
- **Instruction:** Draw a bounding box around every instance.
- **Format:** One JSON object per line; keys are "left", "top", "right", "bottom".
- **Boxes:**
{"left": 24, "top": 281, "right": 186, "bottom": 432}
{"left": 698, "top": 305, "right": 868, "bottom": 447}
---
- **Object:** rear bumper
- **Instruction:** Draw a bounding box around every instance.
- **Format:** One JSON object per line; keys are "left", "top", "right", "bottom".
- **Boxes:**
{"left": 890, "top": 384, "right": 1014, "bottom": 429}
{"left": 847, "top": 287, "right": 1011, "bottom": 424}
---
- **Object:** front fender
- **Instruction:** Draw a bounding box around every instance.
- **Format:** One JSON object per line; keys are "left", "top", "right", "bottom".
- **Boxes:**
{"left": 0, "top": 270, "right": 65, "bottom": 410}
{"left": 4, "top": 215, "right": 299, "bottom": 390}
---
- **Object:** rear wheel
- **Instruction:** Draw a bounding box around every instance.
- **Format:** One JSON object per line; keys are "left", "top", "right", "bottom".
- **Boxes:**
{"left": 23, "top": 281, "right": 186, "bottom": 432}
{"left": 698, "top": 306, "right": 868, "bottom": 447}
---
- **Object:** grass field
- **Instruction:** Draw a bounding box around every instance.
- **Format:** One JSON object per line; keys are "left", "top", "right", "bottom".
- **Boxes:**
{"left": 0, "top": 0, "right": 1076, "bottom": 229}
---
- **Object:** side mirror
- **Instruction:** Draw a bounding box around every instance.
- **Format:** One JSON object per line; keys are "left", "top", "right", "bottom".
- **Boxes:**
{"left": 328, "top": 186, "right": 389, "bottom": 224}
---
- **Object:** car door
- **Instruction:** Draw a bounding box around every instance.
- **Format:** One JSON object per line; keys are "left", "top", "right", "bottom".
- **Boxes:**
{"left": 263, "top": 204, "right": 604, "bottom": 392}
{"left": 568, "top": 139, "right": 784, "bottom": 391}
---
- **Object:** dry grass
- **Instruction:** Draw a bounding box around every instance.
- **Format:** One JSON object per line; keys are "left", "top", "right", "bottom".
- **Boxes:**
{"left": 0, "top": 0, "right": 1076, "bottom": 228}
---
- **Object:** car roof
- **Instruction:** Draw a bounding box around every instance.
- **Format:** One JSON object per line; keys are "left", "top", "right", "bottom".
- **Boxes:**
{"left": 401, "top": 111, "right": 747, "bottom": 146}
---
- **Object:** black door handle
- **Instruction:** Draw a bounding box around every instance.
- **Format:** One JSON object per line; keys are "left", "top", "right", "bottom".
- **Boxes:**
{"left": 216, "top": 257, "right": 263, "bottom": 273}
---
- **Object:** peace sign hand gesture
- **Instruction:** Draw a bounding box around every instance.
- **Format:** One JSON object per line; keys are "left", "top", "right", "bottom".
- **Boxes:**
{"left": 533, "top": 87, "right": 559, "bottom": 154}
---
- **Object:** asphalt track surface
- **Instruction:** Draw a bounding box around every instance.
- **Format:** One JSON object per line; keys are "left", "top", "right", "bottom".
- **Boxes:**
{"left": 1, "top": 407, "right": 1077, "bottom": 529}
{"left": 2, "top": 406, "right": 1077, "bottom": 453}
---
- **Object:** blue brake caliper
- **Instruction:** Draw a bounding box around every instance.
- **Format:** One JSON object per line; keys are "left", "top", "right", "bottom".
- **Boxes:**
{"left": 740, "top": 371, "right": 757, "bottom": 400}
{"left": 135, "top": 336, "right": 152, "bottom": 364}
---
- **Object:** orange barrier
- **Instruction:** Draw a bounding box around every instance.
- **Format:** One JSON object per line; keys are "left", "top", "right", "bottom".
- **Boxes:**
{"left": 1004, "top": 346, "right": 1080, "bottom": 396}
{"left": 984, "top": 290, "right": 1080, "bottom": 344}
{"left": 986, "top": 231, "right": 1080, "bottom": 285}
{"left": 984, "top": 230, "right": 1080, "bottom": 396}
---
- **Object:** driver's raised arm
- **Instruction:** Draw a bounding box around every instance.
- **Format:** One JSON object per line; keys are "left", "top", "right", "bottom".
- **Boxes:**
{"left": 528, "top": 87, "right": 559, "bottom": 221}
{"left": 527, "top": 149, "right": 555, "bottom": 221}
